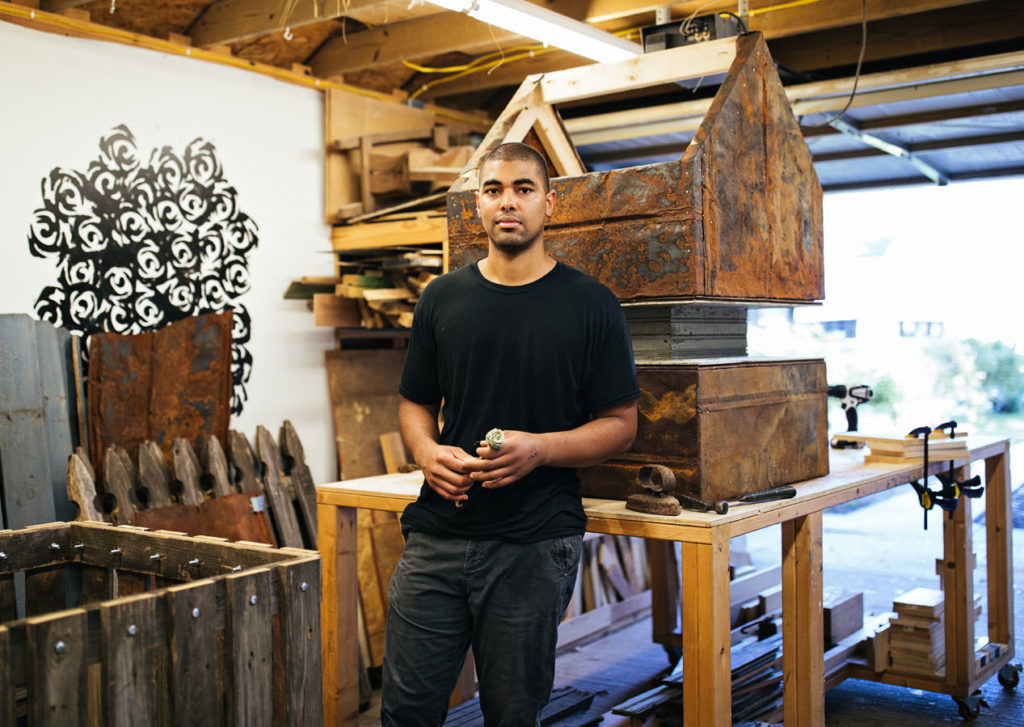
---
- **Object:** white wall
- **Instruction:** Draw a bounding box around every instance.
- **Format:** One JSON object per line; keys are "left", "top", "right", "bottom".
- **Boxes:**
{"left": 0, "top": 20, "right": 338, "bottom": 484}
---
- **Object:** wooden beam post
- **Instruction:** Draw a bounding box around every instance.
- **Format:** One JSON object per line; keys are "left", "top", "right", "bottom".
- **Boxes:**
{"left": 782, "top": 511, "right": 824, "bottom": 726}
{"left": 985, "top": 447, "right": 1014, "bottom": 649}
{"left": 320, "top": 503, "right": 359, "bottom": 726}
{"left": 679, "top": 531, "right": 730, "bottom": 726}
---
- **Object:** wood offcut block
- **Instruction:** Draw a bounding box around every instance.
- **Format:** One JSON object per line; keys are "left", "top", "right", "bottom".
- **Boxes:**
{"left": 823, "top": 588, "right": 863, "bottom": 646}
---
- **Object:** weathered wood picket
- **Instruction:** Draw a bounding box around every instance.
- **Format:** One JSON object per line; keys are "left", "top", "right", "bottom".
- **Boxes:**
{"left": 0, "top": 521, "right": 321, "bottom": 726}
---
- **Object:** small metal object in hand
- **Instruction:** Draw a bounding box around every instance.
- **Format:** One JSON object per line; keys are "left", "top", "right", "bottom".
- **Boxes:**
{"left": 485, "top": 428, "right": 505, "bottom": 450}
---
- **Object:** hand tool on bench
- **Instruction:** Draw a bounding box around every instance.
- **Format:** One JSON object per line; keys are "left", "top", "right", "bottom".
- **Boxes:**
{"left": 828, "top": 383, "right": 873, "bottom": 449}
{"left": 677, "top": 484, "right": 798, "bottom": 515}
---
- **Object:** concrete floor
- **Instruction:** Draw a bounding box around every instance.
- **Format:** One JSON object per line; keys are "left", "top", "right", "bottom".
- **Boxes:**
{"left": 358, "top": 444, "right": 1023, "bottom": 725}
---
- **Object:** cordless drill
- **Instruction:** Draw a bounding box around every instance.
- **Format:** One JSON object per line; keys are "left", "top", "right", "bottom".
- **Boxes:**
{"left": 828, "top": 384, "right": 873, "bottom": 449}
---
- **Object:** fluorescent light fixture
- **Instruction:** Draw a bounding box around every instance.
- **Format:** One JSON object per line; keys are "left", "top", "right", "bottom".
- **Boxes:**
{"left": 428, "top": 0, "right": 642, "bottom": 62}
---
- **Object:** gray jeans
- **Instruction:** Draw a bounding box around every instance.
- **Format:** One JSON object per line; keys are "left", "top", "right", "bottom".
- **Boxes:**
{"left": 380, "top": 530, "right": 583, "bottom": 727}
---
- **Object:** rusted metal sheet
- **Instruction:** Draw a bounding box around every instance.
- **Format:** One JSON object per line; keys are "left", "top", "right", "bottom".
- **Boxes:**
{"left": 579, "top": 359, "right": 830, "bottom": 502}
{"left": 447, "top": 34, "right": 822, "bottom": 304}
{"left": 86, "top": 312, "right": 232, "bottom": 476}
{"left": 132, "top": 493, "right": 276, "bottom": 546}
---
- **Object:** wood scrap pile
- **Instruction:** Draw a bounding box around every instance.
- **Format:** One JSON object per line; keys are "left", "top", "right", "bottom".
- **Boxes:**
{"left": 66, "top": 421, "right": 319, "bottom": 551}
{"left": 831, "top": 430, "right": 969, "bottom": 464}
{"left": 300, "top": 204, "right": 446, "bottom": 331}
{"left": 443, "top": 686, "right": 597, "bottom": 727}
{"left": 611, "top": 634, "right": 784, "bottom": 724}
{"left": 888, "top": 587, "right": 946, "bottom": 675}
{"left": 328, "top": 123, "right": 475, "bottom": 220}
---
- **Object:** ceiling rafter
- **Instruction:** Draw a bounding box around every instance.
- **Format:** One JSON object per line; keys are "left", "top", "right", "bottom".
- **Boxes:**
{"left": 309, "top": 0, "right": 596, "bottom": 77}
{"left": 395, "top": 0, "right": 989, "bottom": 92}
{"left": 188, "top": 0, "right": 413, "bottom": 48}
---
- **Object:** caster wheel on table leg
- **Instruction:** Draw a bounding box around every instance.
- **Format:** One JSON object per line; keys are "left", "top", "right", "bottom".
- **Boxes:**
{"left": 998, "top": 662, "right": 1021, "bottom": 689}
{"left": 663, "top": 645, "right": 682, "bottom": 667}
{"left": 953, "top": 690, "right": 988, "bottom": 721}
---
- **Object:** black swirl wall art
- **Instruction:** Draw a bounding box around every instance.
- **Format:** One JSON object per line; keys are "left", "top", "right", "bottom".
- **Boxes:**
{"left": 27, "top": 125, "right": 259, "bottom": 415}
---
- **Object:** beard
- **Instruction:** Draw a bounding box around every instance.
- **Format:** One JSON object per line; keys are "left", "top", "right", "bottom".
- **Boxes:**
{"left": 486, "top": 217, "right": 543, "bottom": 253}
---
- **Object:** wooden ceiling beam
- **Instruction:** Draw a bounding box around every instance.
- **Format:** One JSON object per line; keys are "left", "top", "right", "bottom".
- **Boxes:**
{"left": 747, "top": 0, "right": 987, "bottom": 39}
{"left": 417, "top": 0, "right": 991, "bottom": 99}
{"left": 187, "top": 0, "right": 428, "bottom": 47}
{"left": 771, "top": 0, "right": 1024, "bottom": 73}
{"left": 39, "top": 1, "right": 92, "bottom": 11}
{"left": 309, "top": 0, "right": 594, "bottom": 77}
{"left": 561, "top": 49, "right": 1024, "bottom": 144}
{"left": 309, "top": 14, "right": 524, "bottom": 77}
{"left": 190, "top": 0, "right": 348, "bottom": 46}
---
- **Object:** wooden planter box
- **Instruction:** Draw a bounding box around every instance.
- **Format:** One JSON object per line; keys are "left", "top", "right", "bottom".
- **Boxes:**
{"left": 0, "top": 522, "right": 321, "bottom": 726}
{"left": 580, "top": 358, "right": 830, "bottom": 502}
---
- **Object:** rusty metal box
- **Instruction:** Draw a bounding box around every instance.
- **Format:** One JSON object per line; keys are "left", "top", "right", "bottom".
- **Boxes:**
{"left": 579, "top": 358, "right": 829, "bottom": 502}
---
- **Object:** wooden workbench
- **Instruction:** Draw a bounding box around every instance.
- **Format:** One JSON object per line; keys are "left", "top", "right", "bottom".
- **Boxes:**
{"left": 317, "top": 437, "right": 1014, "bottom": 726}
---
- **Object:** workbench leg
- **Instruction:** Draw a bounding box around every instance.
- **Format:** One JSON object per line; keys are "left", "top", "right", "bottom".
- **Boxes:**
{"left": 985, "top": 449, "right": 1015, "bottom": 652}
{"left": 320, "top": 504, "right": 359, "bottom": 727}
{"left": 648, "top": 540, "right": 680, "bottom": 648}
{"left": 782, "top": 512, "right": 824, "bottom": 726}
{"left": 943, "top": 465, "right": 976, "bottom": 688}
{"left": 680, "top": 534, "right": 730, "bottom": 727}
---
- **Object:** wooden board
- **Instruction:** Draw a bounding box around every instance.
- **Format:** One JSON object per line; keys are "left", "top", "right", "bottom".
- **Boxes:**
{"left": 166, "top": 580, "right": 221, "bottom": 727}
{"left": 0, "top": 625, "right": 11, "bottom": 727}
{"left": 325, "top": 348, "right": 408, "bottom": 668}
{"left": 33, "top": 320, "right": 78, "bottom": 522}
{"left": 100, "top": 593, "right": 166, "bottom": 726}
{"left": 224, "top": 568, "right": 274, "bottom": 727}
{"left": 25, "top": 608, "right": 89, "bottom": 727}
{"left": 277, "top": 557, "right": 323, "bottom": 726}
{"left": 86, "top": 312, "right": 233, "bottom": 477}
{"left": 0, "top": 314, "right": 57, "bottom": 528}
{"left": 580, "top": 358, "right": 829, "bottom": 502}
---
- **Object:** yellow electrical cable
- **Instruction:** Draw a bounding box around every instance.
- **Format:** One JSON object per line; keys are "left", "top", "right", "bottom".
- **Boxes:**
{"left": 403, "top": 44, "right": 546, "bottom": 74}
{"left": 404, "top": 25, "right": 642, "bottom": 80}
{"left": 748, "top": 0, "right": 827, "bottom": 17}
{"left": 410, "top": 47, "right": 559, "bottom": 99}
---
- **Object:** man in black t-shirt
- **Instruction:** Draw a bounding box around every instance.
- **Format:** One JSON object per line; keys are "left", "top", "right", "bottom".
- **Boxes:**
{"left": 382, "top": 142, "right": 640, "bottom": 726}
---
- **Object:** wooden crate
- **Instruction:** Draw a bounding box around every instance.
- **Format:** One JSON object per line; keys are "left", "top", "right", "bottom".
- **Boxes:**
{"left": 579, "top": 358, "right": 829, "bottom": 502}
{"left": 0, "top": 522, "right": 320, "bottom": 726}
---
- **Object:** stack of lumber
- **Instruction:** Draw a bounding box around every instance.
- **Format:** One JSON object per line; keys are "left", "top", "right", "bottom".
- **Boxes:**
{"left": 443, "top": 686, "right": 597, "bottom": 727}
{"left": 310, "top": 253, "right": 441, "bottom": 329}
{"left": 306, "top": 203, "right": 447, "bottom": 330}
{"left": 612, "top": 634, "right": 783, "bottom": 722}
{"left": 889, "top": 587, "right": 945, "bottom": 675}
{"left": 831, "top": 430, "right": 969, "bottom": 464}
{"left": 336, "top": 265, "right": 438, "bottom": 329}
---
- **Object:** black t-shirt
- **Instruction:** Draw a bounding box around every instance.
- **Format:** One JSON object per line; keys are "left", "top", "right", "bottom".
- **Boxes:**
{"left": 398, "top": 260, "right": 640, "bottom": 542}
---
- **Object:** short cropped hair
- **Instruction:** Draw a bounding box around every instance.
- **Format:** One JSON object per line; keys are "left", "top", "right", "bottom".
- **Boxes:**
{"left": 478, "top": 142, "right": 551, "bottom": 193}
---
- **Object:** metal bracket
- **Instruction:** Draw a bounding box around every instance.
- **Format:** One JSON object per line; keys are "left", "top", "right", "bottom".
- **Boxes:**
{"left": 829, "top": 117, "right": 949, "bottom": 185}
